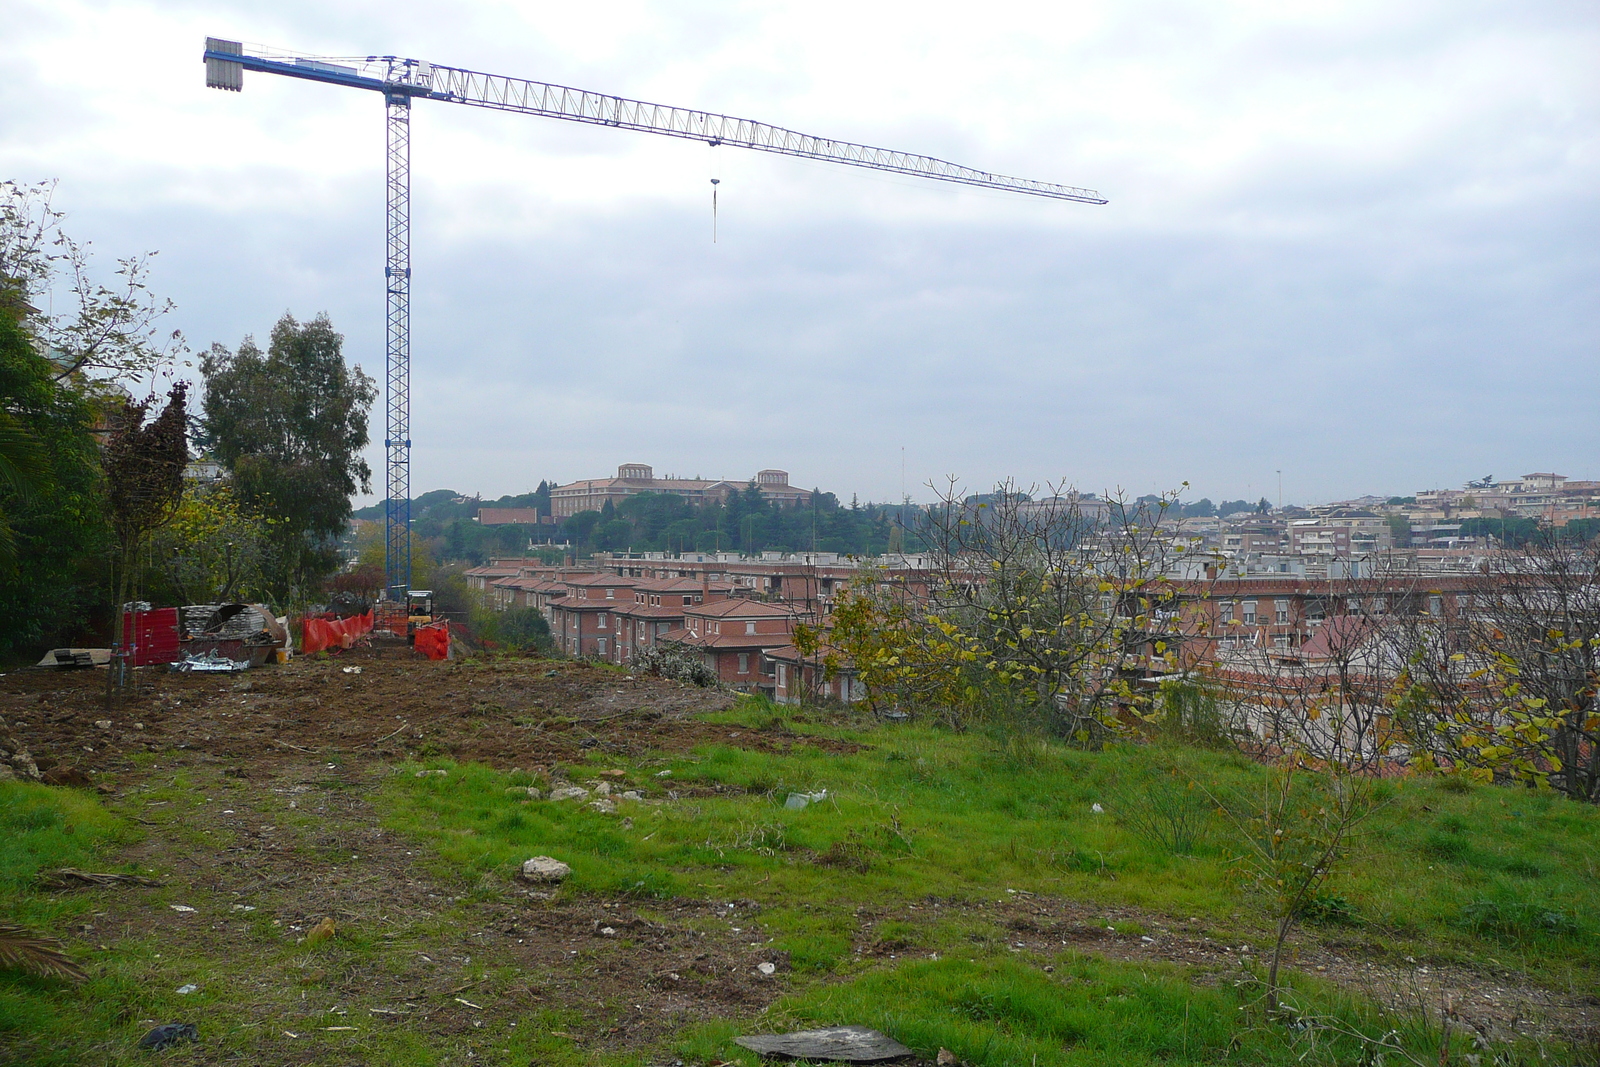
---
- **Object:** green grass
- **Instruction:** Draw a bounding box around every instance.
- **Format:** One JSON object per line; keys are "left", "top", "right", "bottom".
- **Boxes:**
{"left": 382, "top": 698, "right": 1600, "bottom": 988}
{"left": 671, "top": 953, "right": 1495, "bottom": 1067}
{"left": 0, "top": 781, "right": 139, "bottom": 1064}
{"left": 4, "top": 694, "right": 1597, "bottom": 1065}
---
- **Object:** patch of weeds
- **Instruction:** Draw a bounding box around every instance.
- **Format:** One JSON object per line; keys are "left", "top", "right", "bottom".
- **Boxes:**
{"left": 1459, "top": 899, "right": 1578, "bottom": 940}
{"left": 1119, "top": 774, "right": 1211, "bottom": 855}
{"left": 818, "top": 820, "right": 914, "bottom": 873}
{"left": 1500, "top": 858, "right": 1544, "bottom": 880}
{"left": 1302, "top": 894, "right": 1361, "bottom": 927}
{"left": 1423, "top": 832, "right": 1473, "bottom": 862}
{"left": 1434, "top": 775, "right": 1476, "bottom": 795}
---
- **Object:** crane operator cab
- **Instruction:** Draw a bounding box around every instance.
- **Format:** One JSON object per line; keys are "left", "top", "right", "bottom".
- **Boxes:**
{"left": 405, "top": 590, "right": 435, "bottom": 644}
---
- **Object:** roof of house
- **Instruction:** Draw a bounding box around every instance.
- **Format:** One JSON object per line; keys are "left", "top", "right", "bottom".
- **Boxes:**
{"left": 686, "top": 599, "right": 802, "bottom": 619}
{"left": 661, "top": 629, "right": 794, "bottom": 651}
{"left": 1297, "top": 615, "right": 1383, "bottom": 660}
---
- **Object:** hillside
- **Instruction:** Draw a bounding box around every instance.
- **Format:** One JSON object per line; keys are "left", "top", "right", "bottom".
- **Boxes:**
{"left": 0, "top": 649, "right": 1595, "bottom": 1065}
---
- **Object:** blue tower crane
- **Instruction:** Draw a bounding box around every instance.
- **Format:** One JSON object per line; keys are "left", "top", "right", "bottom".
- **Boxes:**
{"left": 203, "top": 38, "right": 1106, "bottom": 604}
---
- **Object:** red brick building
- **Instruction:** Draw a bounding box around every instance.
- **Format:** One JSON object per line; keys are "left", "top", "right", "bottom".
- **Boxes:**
{"left": 659, "top": 600, "right": 811, "bottom": 692}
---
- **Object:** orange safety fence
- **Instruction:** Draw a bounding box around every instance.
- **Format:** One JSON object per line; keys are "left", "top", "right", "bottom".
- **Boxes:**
{"left": 413, "top": 621, "right": 450, "bottom": 661}
{"left": 302, "top": 611, "right": 374, "bottom": 654}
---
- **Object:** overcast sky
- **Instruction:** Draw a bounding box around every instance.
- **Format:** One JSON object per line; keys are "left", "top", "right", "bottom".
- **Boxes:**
{"left": 5, "top": 0, "right": 1596, "bottom": 506}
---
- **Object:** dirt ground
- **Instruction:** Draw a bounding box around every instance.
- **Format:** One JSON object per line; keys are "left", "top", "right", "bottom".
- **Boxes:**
{"left": 0, "top": 644, "right": 1595, "bottom": 1062}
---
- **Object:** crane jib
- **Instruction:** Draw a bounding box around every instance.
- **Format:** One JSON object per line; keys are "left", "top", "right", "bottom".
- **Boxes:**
{"left": 201, "top": 49, "right": 1108, "bottom": 205}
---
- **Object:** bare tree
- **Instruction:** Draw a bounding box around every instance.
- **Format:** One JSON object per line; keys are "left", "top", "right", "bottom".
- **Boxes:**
{"left": 1212, "top": 560, "right": 1420, "bottom": 775}
{"left": 0, "top": 180, "right": 184, "bottom": 383}
{"left": 1391, "top": 538, "right": 1600, "bottom": 801}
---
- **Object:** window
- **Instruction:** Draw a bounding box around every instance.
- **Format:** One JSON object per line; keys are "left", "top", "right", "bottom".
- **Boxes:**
{"left": 1242, "top": 600, "right": 1257, "bottom": 625}
{"left": 1275, "top": 600, "right": 1289, "bottom": 624}
{"left": 738, "top": 653, "right": 749, "bottom": 674}
{"left": 1218, "top": 601, "right": 1233, "bottom": 623}
{"left": 777, "top": 664, "right": 787, "bottom": 686}
{"left": 1428, "top": 595, "right": 1443, "bottom": 616}
{"left": 1347, "top": 597, "right": 1361, "bottom": 611}
{"left": 1373, "top": 596, "right": 1388, "bottom": 615}
{"left": 596, "top": 638, "right": 607, "bottom": 655}
{"left": 606, "top": 588, "right": 615, "bottom": 600}
{"left": 745, "top": 622, "right": 756, "bottom": 635}
{"left": 598, "top": 613, "right": 608, "bottom": 629}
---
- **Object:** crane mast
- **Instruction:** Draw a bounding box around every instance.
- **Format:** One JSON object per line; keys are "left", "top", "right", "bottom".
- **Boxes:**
{"left": 203, "top": 39, "right": 1106, "bottom": 604}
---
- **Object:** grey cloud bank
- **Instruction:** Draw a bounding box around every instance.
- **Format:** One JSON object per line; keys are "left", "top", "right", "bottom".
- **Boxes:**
{"left": 3, "top": 0, "right": 1595, "bottom": 505}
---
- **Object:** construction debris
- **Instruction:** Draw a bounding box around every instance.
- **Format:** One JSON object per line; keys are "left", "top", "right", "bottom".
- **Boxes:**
{"left": 35, "top": 648, "right": 112, "bottom": 670}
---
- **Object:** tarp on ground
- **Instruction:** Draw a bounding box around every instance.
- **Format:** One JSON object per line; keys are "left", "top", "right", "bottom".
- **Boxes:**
{"left": 413, "top": 621, "right": 450, "bottom": 661}
{"left": 302, "top": 610, "right": 374, "bottom": 654}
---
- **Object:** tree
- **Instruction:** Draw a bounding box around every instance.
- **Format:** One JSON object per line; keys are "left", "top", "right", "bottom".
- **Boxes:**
{"left": 199, "top": 313, "right": 376, "bottom": 603}
{"left": 0, "top": 308, "right": 109, "bottom": 658}
{"left": 103, "top": 383, "right": 188, "bottom": 690}
{"left": 0, "top": 407, "right": 49, "bottom": 573}
{"left": 917, "top": 480, "right": 1206, "bottom": 743}
{"left": 1210, "top": 761, "right": 1380, "bottom": 1013}
{"left": 149, "top": 481, "right": 277, "bottom": 605}
{"left": 0, "top": 180, "right": 185, "bottom": 382}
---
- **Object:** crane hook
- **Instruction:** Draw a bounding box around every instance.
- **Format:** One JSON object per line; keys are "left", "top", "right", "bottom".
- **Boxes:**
{"left": 710, "top": 178, "right": 720, "bottom": 243}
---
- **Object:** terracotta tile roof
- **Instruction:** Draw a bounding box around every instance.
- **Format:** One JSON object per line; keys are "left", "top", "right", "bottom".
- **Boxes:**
{"left": 663, "top": 630, "right": 794, "bottom": 650}
{"left": 687, "top": 599, "right": 802, "bottom": 619}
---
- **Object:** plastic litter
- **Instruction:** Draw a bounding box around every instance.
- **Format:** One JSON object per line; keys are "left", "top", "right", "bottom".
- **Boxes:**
{"left": 175, "top": 983, "right": 198, "bottom": 994}
{"left": 784, "top": 790, "right": 828, "bottom": 811}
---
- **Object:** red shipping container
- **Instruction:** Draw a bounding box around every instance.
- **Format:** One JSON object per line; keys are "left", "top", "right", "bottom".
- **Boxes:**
{"left": 121, "top": 608, "right": 181, "bottom": 666}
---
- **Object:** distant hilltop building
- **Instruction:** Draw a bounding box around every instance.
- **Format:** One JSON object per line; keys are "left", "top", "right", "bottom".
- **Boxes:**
{"left": 549, "top": 464, "right": 813, "bottom": 518}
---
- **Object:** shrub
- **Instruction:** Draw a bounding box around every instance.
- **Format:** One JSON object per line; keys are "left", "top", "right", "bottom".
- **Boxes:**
{"left": 636, "top": 643, "right": 721, "bottom": 687}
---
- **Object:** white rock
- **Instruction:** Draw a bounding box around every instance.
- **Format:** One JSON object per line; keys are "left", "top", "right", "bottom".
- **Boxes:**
{"left": 757, "top": 962, "right": 777, "bottom": 975}
{"left": 1091, "top": 803, "right": 1104, "bottom": 814}
{"left": 94, "top": 720, "right": 112, "bottom": 730}
{"left": 594, "top": 781, "right": 612, "bottom": 797}
{"left": 175, "top": 983, "right": 197, "bottom": 994}
{"left": 416, "top": 769, "right": 447, "bottom": 778}
{"left": 548, "top": 785, "right": 589, "bottom": 801}
{"left": 589, "top": 798, "right": 617, "bottom": 814}
{"left": 519, "top": 856, "right": 571, "bottom": 883}
{"left": 620, "top": 790, "right": 642, "bottom": 801}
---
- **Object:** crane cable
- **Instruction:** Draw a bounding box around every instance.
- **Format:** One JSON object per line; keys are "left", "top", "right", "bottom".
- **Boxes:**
{"left": 709, "top": 142, "right": 720, "bottom": 243}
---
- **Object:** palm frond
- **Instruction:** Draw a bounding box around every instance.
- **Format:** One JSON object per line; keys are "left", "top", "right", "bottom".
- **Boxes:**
{"left": 0, "top": 409, "right": 51, "bottom": 498}
{"left": 0, "top": 922, "right": 88, "bottom": 982}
